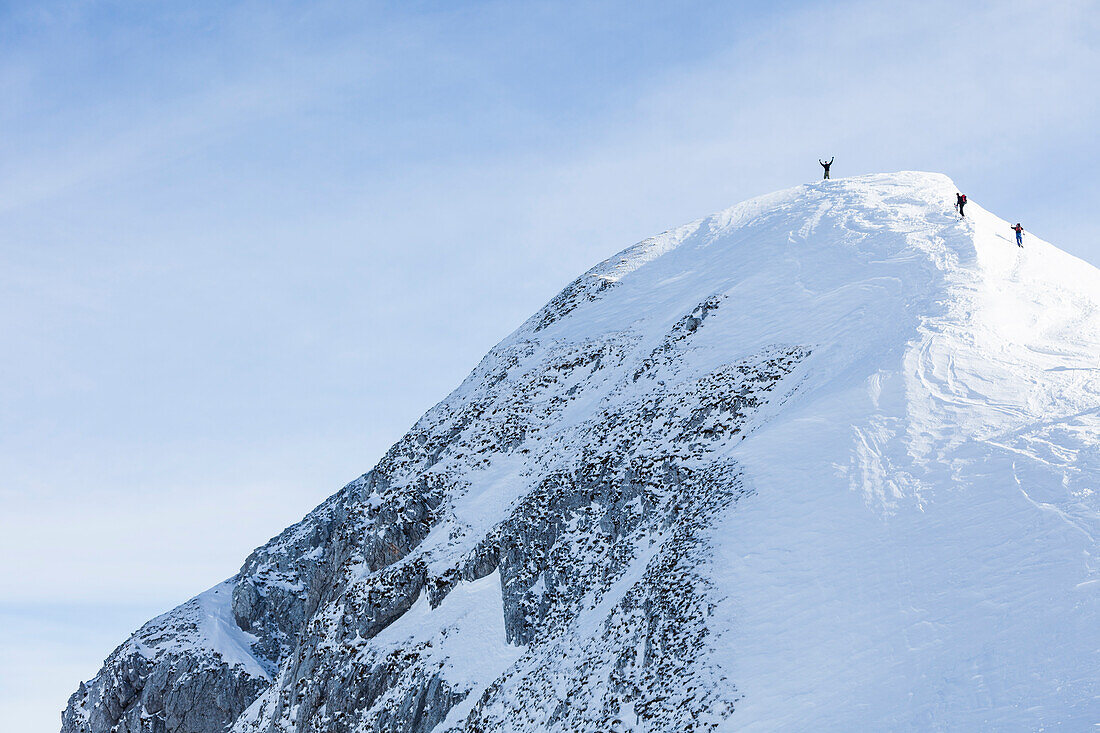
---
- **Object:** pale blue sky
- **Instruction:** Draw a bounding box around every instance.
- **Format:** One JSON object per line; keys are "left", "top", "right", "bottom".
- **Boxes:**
{"left": 2, "top": 0, "right": 1098, "bottom": 728}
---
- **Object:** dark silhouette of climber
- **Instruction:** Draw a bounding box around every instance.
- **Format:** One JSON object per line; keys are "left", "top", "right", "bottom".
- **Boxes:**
{"left": 819, "top": 157, "right": 834, "bottom": 180}
{"left": 1011, "top": 223, "right": 1024, "bottom": 247}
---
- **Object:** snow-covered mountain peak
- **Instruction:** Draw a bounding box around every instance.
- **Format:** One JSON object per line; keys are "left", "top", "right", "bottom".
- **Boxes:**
{"left": 63, "top": 173, "right": 1100, "bottom": 732}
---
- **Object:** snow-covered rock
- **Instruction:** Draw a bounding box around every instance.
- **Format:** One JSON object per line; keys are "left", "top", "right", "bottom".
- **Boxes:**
{"left": 62, "top": 172, "right": 1100, "bottom": 732}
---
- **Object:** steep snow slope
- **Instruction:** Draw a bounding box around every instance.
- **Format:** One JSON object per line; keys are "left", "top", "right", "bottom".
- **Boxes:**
{"left": 62, "top": 172, "right": 1100, "bottom": 732}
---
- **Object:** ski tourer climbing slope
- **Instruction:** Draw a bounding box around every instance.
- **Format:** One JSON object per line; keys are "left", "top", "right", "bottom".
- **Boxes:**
{"left": 1012, "top": 222, "right": 1024, "bottom": 247}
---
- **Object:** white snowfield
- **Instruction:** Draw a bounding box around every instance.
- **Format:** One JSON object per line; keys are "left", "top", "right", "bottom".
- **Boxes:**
{"left": 66, "top": 172, "right": 1100, "bottom": 732}
{"left": 673, "top": 172, "right": 1100, "bottom": 729}
{"left": 361, "top": 170, "right": 1099, "bottom": 730}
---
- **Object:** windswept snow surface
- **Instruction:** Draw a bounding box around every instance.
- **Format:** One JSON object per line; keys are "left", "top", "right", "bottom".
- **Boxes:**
{"left": 693, "top": 173, "right": 1100, "bottom": 729}
{"left": 368, "top": 570, "right": 522, "bottom": 727}
{"left": 120, "top": 580, "right": 271, "bottom": 680}
{"left": 63, "top": 172, "right": 1100, "bottom": 732}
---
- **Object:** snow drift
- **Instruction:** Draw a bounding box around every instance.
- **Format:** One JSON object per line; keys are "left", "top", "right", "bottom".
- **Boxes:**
{"left": 62, "top": 172, "right": 1100, "bottom": 732}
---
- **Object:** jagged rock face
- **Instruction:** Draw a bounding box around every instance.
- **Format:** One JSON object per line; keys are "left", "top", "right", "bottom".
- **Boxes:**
{"left": 61, "top": 583, "right": 271, "bottom": 733}
{"left": 63, "top": 173, "right": 1100, "bottom": 732}
{"left": 222, "top": 333, "right": 805, "bottom": 732}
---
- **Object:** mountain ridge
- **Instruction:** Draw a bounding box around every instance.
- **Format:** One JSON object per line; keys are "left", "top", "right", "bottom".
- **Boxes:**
{"left": 63, "top": 172, "right": 1100, "bottom": 732}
